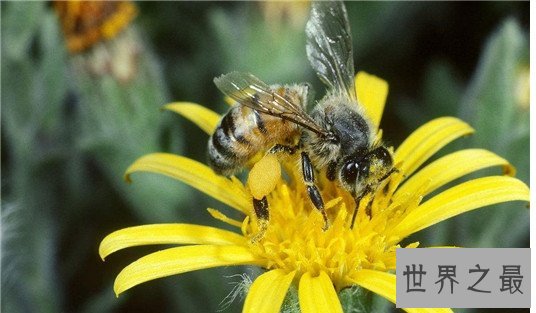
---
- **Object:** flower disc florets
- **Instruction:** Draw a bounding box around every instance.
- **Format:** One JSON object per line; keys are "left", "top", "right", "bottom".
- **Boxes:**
{"left": 244, "top": 159, "right": 415, "bottom": 291}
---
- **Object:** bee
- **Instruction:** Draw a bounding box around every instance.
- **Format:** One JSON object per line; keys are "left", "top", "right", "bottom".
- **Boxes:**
{"left": 208, "top": 79, "right": 311, "bottom": 177}
{"left": 209, "top": 1, "right": 395, "bottom": 229}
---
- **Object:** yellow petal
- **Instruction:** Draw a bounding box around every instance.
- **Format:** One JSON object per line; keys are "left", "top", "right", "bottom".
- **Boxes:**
{"left": 355, "top": 71, "right": 389, "bottom": 128}
{"left": 394, "top": 149, "right": 513, "bottom": 202}
{"left": 395, "top": 117, "right": 474, "bottom": 178}
{"left": 243, "top": 270, "right": 296, "bottom": 313}
{"left": 207, "top": 208, "right": 244, "bottom": 228}
{"left": 125, "top": 153, "right": 250, "bottom": 213}
{"left": 164, "top": 102, "right": 221, "bottom": 135}
{"left": 393, "top": 176, "right": 530, "bottom": 239}
{"left": 114, "top": 245, "right": 262, "bottom": 296}
{"left": 99, "top": 224, "right": 246, "bottom": 260}
{"left": 353, "top": 270, "right": 396, "bottom": 303}
{"left": 353, "top": 270, "right": 452, "bottom": 313}
{"left": 298, "top": 271, "right": 343, "bottom": 313}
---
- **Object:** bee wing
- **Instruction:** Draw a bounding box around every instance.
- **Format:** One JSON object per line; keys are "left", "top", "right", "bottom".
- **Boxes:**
{"left": 214, "top": 72, "right": 330, "bottom": 136}
{"left": 306, "top": 1, "right": 356, "bottom": 100}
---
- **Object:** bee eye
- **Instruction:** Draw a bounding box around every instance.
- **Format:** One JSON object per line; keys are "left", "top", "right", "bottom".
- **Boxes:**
{"left": 371, "top": 146, "right": 393, "bottom": 167}
{"left": 359, "top": 162, "right": 370, "bottom": 178}
{"left": 341, "top": 160, "right": 358, "bottom": 185}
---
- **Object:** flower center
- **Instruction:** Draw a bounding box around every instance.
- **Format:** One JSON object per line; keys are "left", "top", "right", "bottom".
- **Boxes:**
{"left": 243, "top": 171, "right": 418, "bottom": 290}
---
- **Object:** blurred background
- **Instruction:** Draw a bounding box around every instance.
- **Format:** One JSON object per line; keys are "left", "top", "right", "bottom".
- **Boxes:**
{"left": 1, "top": 1, "right": 529, "bottom": 313}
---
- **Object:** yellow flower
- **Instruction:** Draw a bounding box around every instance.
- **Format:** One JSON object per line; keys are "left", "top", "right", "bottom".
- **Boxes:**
{"left": 54, "top": 0, "right": 141, "bottom": 83}
{"left": 99, "top": 72, "right": 529, "bottom": 313}
{"left": 54, "top": 0, "right": 138, "bottom": 54}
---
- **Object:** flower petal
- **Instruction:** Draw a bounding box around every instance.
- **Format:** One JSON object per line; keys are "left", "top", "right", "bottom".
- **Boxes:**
{"left": 395, "top": 117, "right": 474, "bottom": 177}
{"left": 164, "top": 102, "right": 221, "bottom": 135}
{"left": 99, "top": 224, "right": 246, "bottom": 260}
{"left": 394, "top": 149, "right": 513, "bottom": 202}
{"left": 353, "top": 270, "right": 452, "bottom": 313}
{"left": 125, "top": 153, "right": 250, "bottom": 213}
{"left": 299, "top": 271, "right": 343, "bottom": 313}
{"left": 353, "top": 270, "right": 396, "bottom": 303}
{"left": 355, "top": 71, "right": 389, "bottom": 128}
{"left": 207, "top": 208, "right": 244, "bottom": 228}
{"left": 114, "top": 245, "right": 262, "bottom": 296}
{"left": 393, "top": 176, "right": 530, "bottom": 239}
{"left": 243, "top": 269, "right": 296, "bottom": 313}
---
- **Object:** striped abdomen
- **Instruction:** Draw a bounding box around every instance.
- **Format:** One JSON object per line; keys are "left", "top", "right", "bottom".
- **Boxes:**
{"left": 208, "top": 105, "right": 300, "bottom": 176}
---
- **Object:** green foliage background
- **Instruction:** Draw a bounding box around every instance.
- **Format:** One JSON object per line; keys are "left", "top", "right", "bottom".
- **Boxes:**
{"left": 1, "top": 2, "right": 529, "bottom": 313}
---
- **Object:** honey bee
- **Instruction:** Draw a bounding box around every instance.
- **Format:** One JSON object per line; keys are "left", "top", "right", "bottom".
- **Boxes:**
{"left": 209, "top": 1, "right": 395, "bottom": 229}
{"left": 208, "top": 78, "right": 311, "bottom": 177}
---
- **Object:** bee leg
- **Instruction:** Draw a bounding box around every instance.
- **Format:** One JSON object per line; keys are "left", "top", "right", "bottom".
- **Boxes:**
{"left": 379, "top": 167, "right": 399, "bottom": 195}
{"left": 326, "top": 160, "right": 337, "bottom": 181}
{"left": 351, "top": 168, "right": 399, "bottom": 228}
{"left": 251, "top": 196, "right": 269, "bottom": 242}
{"left": 269, "top": 144, "right": 298, "bottom": 155}
{"left": 350, "top": 188, "right": 371, "bottom": 229}
{"left": 379, "top": 167, "right": 399, "bottom": 184}
{"left": 248, "top": 153, "right": 279, "bottom": 241}
{"left": 301, "top": 152, "right": 329, "bottom": 230}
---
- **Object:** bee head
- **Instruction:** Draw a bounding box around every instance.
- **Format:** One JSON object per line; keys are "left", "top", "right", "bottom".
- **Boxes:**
{"left": 340, "top": 146, "right": 394, "bottom": 196}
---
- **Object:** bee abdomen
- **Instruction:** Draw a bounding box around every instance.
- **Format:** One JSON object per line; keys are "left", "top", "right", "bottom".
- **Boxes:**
{"left": 208, "top": 133, "right": 240, "bottom": 175}
{"left": 208, "top": 108, "right": 257, "bottom": 175}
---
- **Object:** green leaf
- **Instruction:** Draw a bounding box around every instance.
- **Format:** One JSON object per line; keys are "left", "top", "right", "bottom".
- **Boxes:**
{"left": 70, "top": 30, "right": 193, "bottom": 223}
{"left": 455, "top": 19, "right": 529, "bottom": 248}
{"left": 339, "top": 285, "right": 373, "bottom": 313}
{"left": 422, "top": 60, "right": 463, "bottom": 119}
{"left": 1, "top": 2, "right": 46, "bottom": 60}
{"left": 38, "top": 12, "right": 69, "bottom": 135}
{"left": 80, "top": 284, "right": 125, "bottom": 313}
{"left": 281, "top": 284, "right": 300, "bottom": 313}
{"left": 209, "top": 5, "right": 309, "bottom": 84}
{"left": 459, "top": 19, "right": 527, "bottom": 152}
{"left": 395, "top": 60, "right": 463, "bottom": 133}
